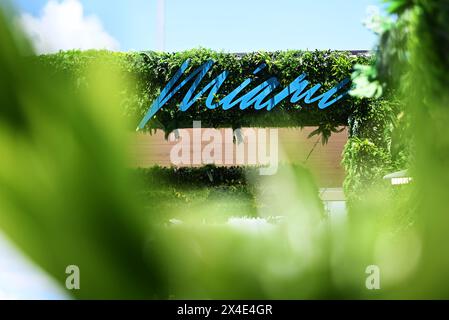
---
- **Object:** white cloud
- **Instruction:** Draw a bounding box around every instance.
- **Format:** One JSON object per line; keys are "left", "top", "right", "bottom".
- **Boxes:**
{"left": 18, "top": 0, "right": 120, "bottom": 54}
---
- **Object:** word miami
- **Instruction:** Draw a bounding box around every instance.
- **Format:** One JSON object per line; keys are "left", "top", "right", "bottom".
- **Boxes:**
{"left": 137, "top": 59, "right": 350, "bottom": 129}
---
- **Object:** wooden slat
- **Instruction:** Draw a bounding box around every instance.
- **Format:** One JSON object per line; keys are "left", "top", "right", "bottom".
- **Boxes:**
{"left": 129, "top": 127, "right": 348, "bottom": 187}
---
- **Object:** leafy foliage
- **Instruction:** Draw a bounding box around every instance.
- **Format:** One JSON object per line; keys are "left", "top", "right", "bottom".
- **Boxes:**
{"left": 135, "top": 165, "right": 256, "bottom": 187}
{"left": 343, "top": 97, "right": 409, "bottom": 203}
{"left": 37, "top": 49, "right": 370, "bottom": 138}
{"left": 342, "top": 137, "right": 391, "bottom": 203}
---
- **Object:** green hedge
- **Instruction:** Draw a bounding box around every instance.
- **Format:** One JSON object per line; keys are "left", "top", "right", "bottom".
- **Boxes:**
{"left": 37, "top": 49, "right": 372, "bottom": 139}
{"left": 342, "top": 98, "right": 409, "bottom": 204}
{"left": 134, "top": 165, "right": 257, "bottom": 188}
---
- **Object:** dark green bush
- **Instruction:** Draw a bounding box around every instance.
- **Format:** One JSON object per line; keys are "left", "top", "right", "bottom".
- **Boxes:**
{"left": 343, "top": 98, "right": 410, "bottom": 204}
{"left": 134, "top": 165, "right": 256, "bottom": 187}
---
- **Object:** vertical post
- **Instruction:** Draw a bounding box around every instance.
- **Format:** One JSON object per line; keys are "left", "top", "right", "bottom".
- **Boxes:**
{"left": 156, "top": 0, "right": 166, "bottom": 51}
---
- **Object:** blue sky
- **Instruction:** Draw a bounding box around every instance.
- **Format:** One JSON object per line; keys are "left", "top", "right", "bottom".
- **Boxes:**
{"left": 12, "top": 0, "right": 383, "bottom": 52}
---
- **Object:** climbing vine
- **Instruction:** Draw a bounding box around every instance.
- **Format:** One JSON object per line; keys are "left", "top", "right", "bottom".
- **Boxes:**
{"left": 38, "top": 49, "right": 371, "bottom": 138}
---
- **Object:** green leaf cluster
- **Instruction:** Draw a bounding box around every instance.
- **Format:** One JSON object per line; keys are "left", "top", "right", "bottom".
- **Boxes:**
{"left": 37, "top": 49, "right": 370, "bottom": 137}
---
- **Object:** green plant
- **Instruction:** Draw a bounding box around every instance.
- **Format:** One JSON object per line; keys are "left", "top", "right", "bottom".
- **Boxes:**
{"left": 37, "top": 49, "right": 370, "bottom": 137}
{"left": 342, "top": 98, "right": 409, "bottom": 204}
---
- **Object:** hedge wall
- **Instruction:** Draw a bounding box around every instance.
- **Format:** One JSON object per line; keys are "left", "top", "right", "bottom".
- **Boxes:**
{"left": 37, "top": 49, "right": 372, "bottom": 141}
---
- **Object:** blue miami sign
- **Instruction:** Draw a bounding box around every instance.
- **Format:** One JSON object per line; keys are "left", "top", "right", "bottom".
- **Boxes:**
{"left": 137, "top": 59, "right": 350, "bottom": 130}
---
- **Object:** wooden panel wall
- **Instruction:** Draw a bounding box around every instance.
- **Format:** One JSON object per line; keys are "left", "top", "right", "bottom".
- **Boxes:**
{"left": 129, "top": 127, "right": 348, "bottom": 187}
